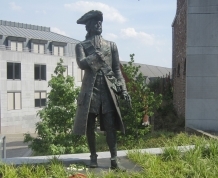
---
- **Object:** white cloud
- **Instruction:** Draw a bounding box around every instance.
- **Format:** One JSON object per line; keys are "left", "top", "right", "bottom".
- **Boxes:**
{"left": 9, "top": 2, "right": 21, "bottom": 11}
{"left": 64, "top": 1, "right": 126, "bottom": 23}
{"left": 120, "top": 28, "right": 163, "bottom": 46}
{"left": 104, "top": 33, "right": 118, "bottom": 40}
{"left": 51, "top": 27, "right": 67, "bottom": 36}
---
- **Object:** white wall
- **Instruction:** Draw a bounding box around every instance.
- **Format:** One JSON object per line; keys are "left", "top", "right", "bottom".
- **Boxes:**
{"left": 186, "top": 0, "right": 218, "bottom": 131}
{"left": 0, "top": 50, "right": 80, "bottom": 133}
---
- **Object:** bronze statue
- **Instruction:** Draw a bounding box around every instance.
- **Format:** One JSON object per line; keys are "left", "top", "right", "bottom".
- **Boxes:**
{"left": 73, "top": 10, "right": 131, "bottom": 170}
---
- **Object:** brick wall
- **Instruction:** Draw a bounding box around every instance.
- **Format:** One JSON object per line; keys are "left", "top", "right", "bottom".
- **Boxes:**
{"left": 172, "top": 0, "right": 187, "bottom": 117}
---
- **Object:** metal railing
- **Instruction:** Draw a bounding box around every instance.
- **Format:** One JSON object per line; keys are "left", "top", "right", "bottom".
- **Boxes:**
{"left": 0, "top": 135, "right": 6, "bottom": 159}
{"left": 0, "top": 45, "right": 74, "bottom": 57}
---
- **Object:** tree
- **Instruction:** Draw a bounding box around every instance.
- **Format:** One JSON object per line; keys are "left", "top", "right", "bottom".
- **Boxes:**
{"left": 24, "top": 59, "right": 88, "bottom": 155}
{"left": 118, "top": 54, "right": 162, "bottom": 142}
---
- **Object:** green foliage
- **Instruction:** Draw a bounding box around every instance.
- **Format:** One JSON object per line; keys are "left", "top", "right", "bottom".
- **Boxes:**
{"left": 148, "top": 77, "right": 185, "bottom": 132}
{"left": 24, "top": 59, "right": 88, "bottom": 155}
{"left": 118, "top": 54, "right": 162, "bottom": 142}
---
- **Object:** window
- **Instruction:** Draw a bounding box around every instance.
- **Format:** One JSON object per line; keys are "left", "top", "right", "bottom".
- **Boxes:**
{"left": 77, "top": 67, "right": 83, "bottom": 82}
{"left": 7, "top": 62, "right": 21, "bottom": 80}
{"left": 183, "top": 58, "right": 186, "bottom": 75}
{"left": 35, "top": 91, "right": 46, "bottom": 107}
{"left": 177, "top": 63, "right": 180, "bottom": 77}
{"left": 54, "top": 46, "right": 64, "bottom": 56}
{"left": 33, "top": 44, "right": 44, "bottom": 54}
{"left": 34, "top": 64, "right": 46, "bottom": 80}
{"left": 7, "top": 92, "right": 21, "bottom": 110}
{"left": 11, "top": 41, "right": 23, "bottom": 51}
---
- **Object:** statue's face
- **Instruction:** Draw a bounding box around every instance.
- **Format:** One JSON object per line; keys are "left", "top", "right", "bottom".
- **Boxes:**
{"left": 88, "top": 19, "right": 102, "bottom": 35}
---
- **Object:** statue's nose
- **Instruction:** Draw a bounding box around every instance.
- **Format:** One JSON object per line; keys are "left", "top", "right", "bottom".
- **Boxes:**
{"left": 97, "top": 21, "right": 101, "bottom": 27}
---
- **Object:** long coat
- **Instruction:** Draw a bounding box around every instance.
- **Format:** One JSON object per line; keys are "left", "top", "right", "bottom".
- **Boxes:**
{"left": 73, "top": 37, "right": 126, "bottom": 135}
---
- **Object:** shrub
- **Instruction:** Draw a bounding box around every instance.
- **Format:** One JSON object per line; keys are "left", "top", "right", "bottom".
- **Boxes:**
{"left": 24, "top": 59, "right": 88, "bottom": 155}
{"left": 118, "top": 54, "right": 162, "bottom": 143}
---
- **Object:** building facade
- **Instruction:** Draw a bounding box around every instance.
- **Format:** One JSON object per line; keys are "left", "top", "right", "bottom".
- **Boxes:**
{"left": 172, "top": 0, "right": 187, "bottom": 118}
{"left": 173, "top": 0, "right": 218, "bottom": 131}
{"left": 0, "top": 20, "right": 84, "bottom": 134}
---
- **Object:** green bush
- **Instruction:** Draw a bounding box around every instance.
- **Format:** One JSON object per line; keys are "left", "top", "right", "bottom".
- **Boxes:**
{"left": 148, "top": 71, "right": 185, "bottom": 132}
{"left": 118, "top": 54, "right": 162, "bottom": 143}
{"left": 24, "top": 59, "right": 88, "bottom": 155}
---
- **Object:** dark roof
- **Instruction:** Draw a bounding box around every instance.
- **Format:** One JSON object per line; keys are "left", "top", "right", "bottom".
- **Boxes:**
{"left": 120, "top": 61, "right": 171, "bottom": 78}
{"left": 0, "top": 20, "right": 79, "bottom": 44}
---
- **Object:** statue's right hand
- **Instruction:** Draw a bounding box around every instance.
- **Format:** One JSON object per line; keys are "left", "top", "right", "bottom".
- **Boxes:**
{"left": 96, "top": 48, "right": 110, "bottom": 61}
{"left": 95, "top": 50, "right": 103, "bottom": 59}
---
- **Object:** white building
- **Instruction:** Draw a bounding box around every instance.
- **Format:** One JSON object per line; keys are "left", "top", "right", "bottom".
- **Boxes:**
{"left": 0, "top": 20, "right": 83, "bottom": 134}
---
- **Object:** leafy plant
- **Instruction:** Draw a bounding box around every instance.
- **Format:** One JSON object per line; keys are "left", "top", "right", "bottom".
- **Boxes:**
{"left": 24, "top": 59, "right": 88, "bottom": 155}
{"left": 118, "top": 54, "right": 162, "bottom": 142}
{"left": 148, "top": 76, "right": 185, "bottom": 132}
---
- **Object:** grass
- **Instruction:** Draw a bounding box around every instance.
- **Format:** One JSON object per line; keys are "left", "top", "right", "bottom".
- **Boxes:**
{"left": 1, "top": 132, "right": 218, "bottom": 177}
{"left": 0, "top": 163, "right": 69, "bottom": 178}
{"left": 127, "top": 138, "right": 218, "bottom": 178}
{"left": 96, "top": 130, "right": 205, "bottom": 152}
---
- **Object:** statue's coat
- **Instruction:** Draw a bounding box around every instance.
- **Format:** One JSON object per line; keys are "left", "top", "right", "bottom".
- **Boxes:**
{"left": 73, "top": 38, "right": 126, "bottom": 135}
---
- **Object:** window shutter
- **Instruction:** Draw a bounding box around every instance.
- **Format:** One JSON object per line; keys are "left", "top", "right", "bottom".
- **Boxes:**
{"left": 59, "top": 46, "right": 64, "bottom": 56}
{"left": 17, "top": 42, "right": 23, "bottom": 51}
{"left": 7, "top": 93, "right": 14, "bottom": 110}
{"left": 15, "top": 93, "right": 21, "bottom": 109}
{"left": 33, "top": 44, "right": 38, "bottom": 53}
{"left": 11, "top": 41, "right": 16, "bottom": 51}
{"left": 54, "top": 46, "right": 58, "bottom": 56}
{"left": 39, "top": 44, "right": 44, "bottom": 54}
{"left": 41, "top": 92, "right": 46, "bottom": 99}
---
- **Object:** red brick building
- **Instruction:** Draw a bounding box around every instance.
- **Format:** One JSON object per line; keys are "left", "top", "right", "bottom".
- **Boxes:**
{"left": 172, "top": 0, "right": 187, "bottom": 117}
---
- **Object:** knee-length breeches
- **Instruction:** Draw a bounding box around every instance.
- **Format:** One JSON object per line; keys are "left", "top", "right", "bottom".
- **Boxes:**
{"left": 89, "top": 74, "right": 115, "bottom": 114}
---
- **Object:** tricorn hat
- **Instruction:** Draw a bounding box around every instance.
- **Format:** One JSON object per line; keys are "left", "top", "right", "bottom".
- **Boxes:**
{"left": 77, "top": 10, "right": 103, "bottom": 25}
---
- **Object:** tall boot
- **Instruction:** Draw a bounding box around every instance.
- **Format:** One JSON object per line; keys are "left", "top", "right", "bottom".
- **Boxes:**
{"left": 89, "top": 154, "right": 98, "bottom": 168}
{"left": 106, "top": 131, "right": 125, "bottom": 171}
{"left": 103, "top": 112, "right": 125, "bottom": 171}
{"left": 86, "top": 113, "right": 98, "bottom": 168}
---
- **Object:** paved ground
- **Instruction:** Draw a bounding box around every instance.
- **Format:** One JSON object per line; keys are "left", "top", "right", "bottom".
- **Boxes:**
{"left": 64, "top": 156, "right": 142, "bottom": 176}
{"left": 1, "top": 133, "right": 35, "bottom": 158}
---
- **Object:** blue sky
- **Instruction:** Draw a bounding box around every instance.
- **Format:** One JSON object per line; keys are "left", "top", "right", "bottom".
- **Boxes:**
{"left": 0, "top": 0, "right": 176, "bottom": 68}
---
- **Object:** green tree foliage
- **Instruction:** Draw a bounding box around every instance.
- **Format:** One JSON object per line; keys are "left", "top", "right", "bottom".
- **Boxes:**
{"left": 118, "top": 54, "right": 162, "bottom": 142}
{"left": 149, "top": 77, "right": 185, "bottom": 132}
{"left": 24, "top": 59, "right": 88, "bottom": 155}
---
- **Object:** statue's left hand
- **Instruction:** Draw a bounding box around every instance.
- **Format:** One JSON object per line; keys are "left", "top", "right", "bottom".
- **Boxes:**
{"left": 121, "top": 91, "right": 132, "bottom": 108}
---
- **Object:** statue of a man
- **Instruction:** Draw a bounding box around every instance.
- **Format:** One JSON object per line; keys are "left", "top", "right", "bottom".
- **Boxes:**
{"left": 73, "top": 10, "right": 130, "bottom": 170}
